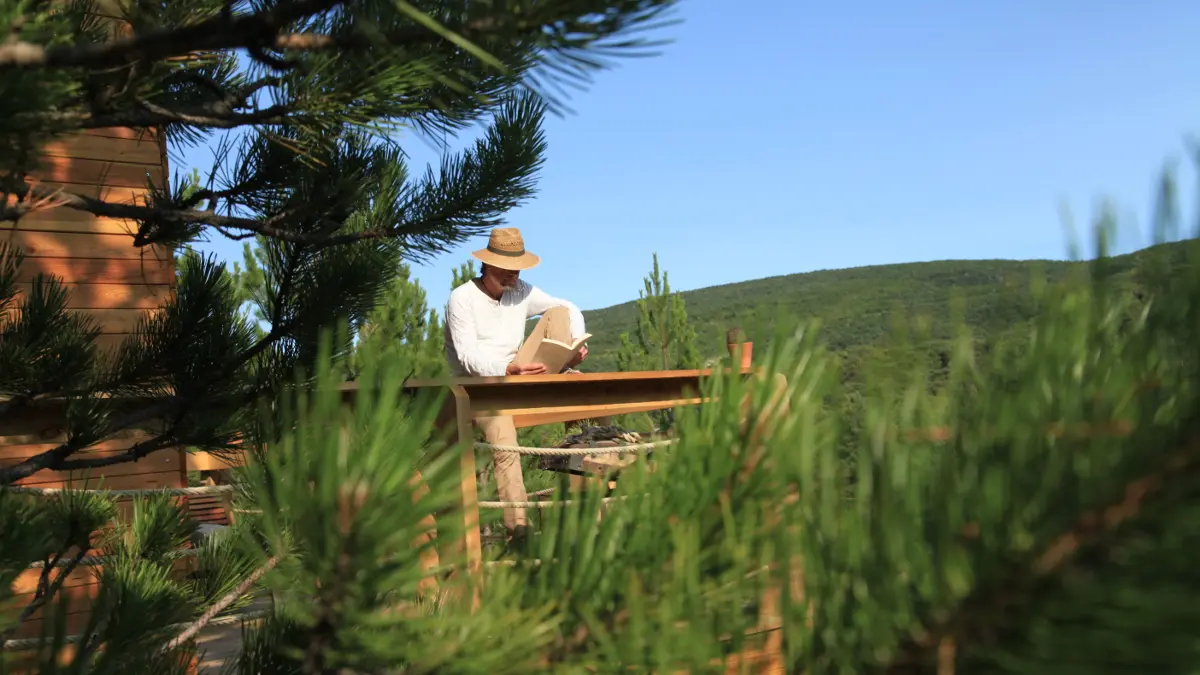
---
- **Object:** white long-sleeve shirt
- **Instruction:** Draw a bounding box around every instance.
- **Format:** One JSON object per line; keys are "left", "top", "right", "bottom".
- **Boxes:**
{"left": 444, "top": 279, "right": 586, "bottom": 377}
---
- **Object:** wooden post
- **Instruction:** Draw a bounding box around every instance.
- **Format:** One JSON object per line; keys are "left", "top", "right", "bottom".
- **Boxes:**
{"left": 727, "top": 330, "right": 788, "bottom": 673}
{"left": 410, "top": 470, "right": 440, "bottom": 602}
{"left": 726, "top": 328, "right": 754, "bottom": 372}
{"left": 435, "top": 385, "right": 483, "bottom": 611}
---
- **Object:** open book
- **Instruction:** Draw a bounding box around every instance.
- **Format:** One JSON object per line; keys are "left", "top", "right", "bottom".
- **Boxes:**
{"left": 514, "top": 333, "right": 592, "bottom": 374}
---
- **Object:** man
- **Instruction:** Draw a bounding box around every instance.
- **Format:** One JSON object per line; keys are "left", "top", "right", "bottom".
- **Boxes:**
{"left": 444, "top": 227, "right": 588, "bottom": 544}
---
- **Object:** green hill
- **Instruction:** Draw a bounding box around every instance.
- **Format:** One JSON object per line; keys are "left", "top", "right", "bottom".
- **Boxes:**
{"left": 579, "top": 243, "right": 1184, "bottom": 373}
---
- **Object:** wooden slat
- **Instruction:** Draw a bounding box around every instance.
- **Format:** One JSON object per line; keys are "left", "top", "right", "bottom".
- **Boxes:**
{"left": 4, "top": 469, "right": 182, "bottom": 492}
{"left": 13, "top": 180, "right": 150, "bottom": 206}
{"left": 2, "top": 644, "right": 79, "bottom": 672}
{"left": 12, "top": 282, "right": 171, "bottom": 309}
{"left": 513, "top": 398, "right": 703, "bottom": 428}
{"left": 3, "top": 217, "right": 142, "bottom": 234}
{"left": 40, "top": 133, "right": 162, "bottom": 165}
{"left": 81, "top": 127, "right": 158, "bottom": 142}
{"left": 10, "top": 568, "right": 97, "bottom": 599}
{"left": 17, "top": 205, "right": 135, "bottom": 224}
{"left": 187, "top": 451, "right": 243, "bottom": 471}
{"left": 2, "top": 307, "right": 156, "bottom": 334}
{"left": 2, "top": 231, "right": 168, "bottom": 260}
{"left": 93, "top": 333, "right": 136, "bottom": 358}
{"left": 28, "top": 156, "right": 164, "bottom": 190}
{"left": 0, "top": 437, "right": 174, "bottom": 461}
{"left": 1, "top": 446, "right": 183, "bottom": 485}
{"left": 8, "top": 606, "right": 94, "bottom": 641}
{"left": 8, "top": 558, "right": 193, "bottom": 641}
{"left": 78, "top": 308, "right": 158, "bottom": 334}
{"left": 0, "top": 410, "right": 154, "bottom": 445}
{"left": 405, "top": 369, "right": 724, "bottom": 388}
{"left": 13, "top": 257, "right": 173, "bottom": 285}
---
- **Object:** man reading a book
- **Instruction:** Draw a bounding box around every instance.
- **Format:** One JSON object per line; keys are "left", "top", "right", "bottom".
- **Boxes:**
{"left": 444, "top": 227, "right": 589, "bottom": 544}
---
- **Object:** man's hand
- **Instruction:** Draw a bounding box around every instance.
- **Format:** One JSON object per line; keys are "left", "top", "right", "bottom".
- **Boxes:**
{"left": 506, "top": 362, "right": 547, "bottom": 376}
{"left": 566, "top": 344, "right": 588, "bottom": 369}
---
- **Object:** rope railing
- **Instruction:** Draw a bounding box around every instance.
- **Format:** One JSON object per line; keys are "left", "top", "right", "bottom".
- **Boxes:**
{"left": 476, "top": 439, "right": 674, "bottom": 455}
{"left": 478, "top": 496, "right": 625, "bottom": 509}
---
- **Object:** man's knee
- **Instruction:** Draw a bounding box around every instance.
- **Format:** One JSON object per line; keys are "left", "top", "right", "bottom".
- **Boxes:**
{"left": 543, "top": 306, "right": 570, "bottom": 322}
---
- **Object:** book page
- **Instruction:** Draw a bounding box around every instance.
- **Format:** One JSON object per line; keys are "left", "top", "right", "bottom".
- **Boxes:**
{"left": 514, "top": 333, "right": 591, "bottom": 372}
{"left": 529, "top": 340, "right": 577, "bottom": 373}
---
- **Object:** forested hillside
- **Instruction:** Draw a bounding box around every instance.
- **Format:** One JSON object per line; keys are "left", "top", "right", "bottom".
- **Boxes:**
{"left": 581, "top": 242, "right": 1185, "bottom": 372}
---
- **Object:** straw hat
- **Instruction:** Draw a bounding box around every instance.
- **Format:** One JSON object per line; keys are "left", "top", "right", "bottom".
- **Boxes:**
{"left": 471, "top": 227, "right": 541, "bottom": 271}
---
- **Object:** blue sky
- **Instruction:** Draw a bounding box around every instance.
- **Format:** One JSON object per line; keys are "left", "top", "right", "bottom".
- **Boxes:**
{"left": 178, "top": 0, "right": 1200, "bottom": 315}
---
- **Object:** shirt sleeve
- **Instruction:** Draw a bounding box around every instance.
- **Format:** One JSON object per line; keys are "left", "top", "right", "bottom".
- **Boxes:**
{"left": 525, "top": 285, "right": 586, "bottom": 338}
{"left": 445, "top": 292, "right": 510, "bottom": 377}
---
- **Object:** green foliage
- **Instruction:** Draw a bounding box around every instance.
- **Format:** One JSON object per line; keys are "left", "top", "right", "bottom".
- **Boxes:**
{"left": 582, "top": 244, "right": 1169, "bottom": 375}
{"left": 5, "top": 222, "right": 1200, "bottom": 671}
{"left": 6, "top": 4, "right": 1200, "bottom": 671}
{"left": 347, "top": 263, "right": 447, "bottom": 381}
{"left": 236, "top": 337, "right": 558, "bottom": 673}
{"left": 614, "top": 253, "right": 700, "bottom": 431}
{"left": 0, "top": 0, "right": 680, "bottom": 656}
{"left": 208, "top": 225, "right": 1200, "bottom": 672}
{"left": 0, "top": 0, "right": 676, "bottom": 483}
{"left": 615, "top": 253, "right": 701, "bottom": 373}
{"left": 0, "top": 242, "right": 102, "bottom": 405}
{"left": 0, "top": 491, "right": 260, "bottom": 673}
{"left": 450, "top": 259, "right": 478, "bottom": 291}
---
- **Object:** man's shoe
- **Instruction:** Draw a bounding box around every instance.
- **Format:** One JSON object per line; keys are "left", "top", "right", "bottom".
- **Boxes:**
{"left": 507, "top": 524, "right": 529, "bottom": 553}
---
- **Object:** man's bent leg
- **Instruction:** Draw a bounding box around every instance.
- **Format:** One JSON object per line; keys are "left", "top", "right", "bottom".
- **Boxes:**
{"left": 477, "top": 414, "right": 527, "bottom": 531}
{"left": 514, "top": 306, "right": 573, "bottom": 366}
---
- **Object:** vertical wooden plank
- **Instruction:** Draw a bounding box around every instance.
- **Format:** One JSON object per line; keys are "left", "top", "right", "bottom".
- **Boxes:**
{"left": 434, "top": 386, "right": 482, "bottom": 611}
{"left": 410, "top": 471, "right": 440, "bottom": 601}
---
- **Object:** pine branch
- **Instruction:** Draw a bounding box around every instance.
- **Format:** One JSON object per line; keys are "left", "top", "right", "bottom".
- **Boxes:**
{"left": 8, "top": 103, "right": 295, "bottom": 133}
{"left": 0, "top": 3, "right": 626, "bottom": 74}
{"left": 0, "top": 183, "right": 323, "bottom": 244}
{"left": 0, "top": 0, "right": 348, "bottom": 71}
{"left": 50, "top": 430, "right": 179, "bottom": 471}
{"left": 0, "top": 541, "right": 90, "bottom": 647}
{"left": 161, "top": 555, "right": 279, "bottom": 653}
{"left": 0, "top": 316, "right": 293, "bottom": 485}
{"left": 884, "top": 428, "right": 1200, "bottom": 674}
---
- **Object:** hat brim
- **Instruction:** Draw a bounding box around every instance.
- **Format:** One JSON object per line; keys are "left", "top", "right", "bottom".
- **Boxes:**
{"left": 471, "top": 248, "right": 540, "bottom": 271}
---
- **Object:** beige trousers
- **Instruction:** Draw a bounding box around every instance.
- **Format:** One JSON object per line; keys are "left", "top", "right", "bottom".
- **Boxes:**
{"left": 477, "top": 306, "right": 573, "bottom": 530}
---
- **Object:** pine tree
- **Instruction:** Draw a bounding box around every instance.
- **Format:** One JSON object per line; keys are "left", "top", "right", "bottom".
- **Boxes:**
{"left": 348, "top": 263, "right": 447, "bottom": 380}
{"left": 616, "top": 253, "right": 701, "bottom": 429}
{"left": 616, "top": 253, "right": 701, "bottom": 372}
{"left": 450, "top": 259, "right": 478, "bottom": 290}
{"left": 0, "top": 0, "right": 676, "bottom": 483}
{"left": 0, "top": 1, "right": 679, "bottom": 667}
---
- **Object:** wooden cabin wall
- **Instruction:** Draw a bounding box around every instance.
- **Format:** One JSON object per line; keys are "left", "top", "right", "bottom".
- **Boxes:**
{"left": 0, "top": 126, "right": 187, "bottom": 642}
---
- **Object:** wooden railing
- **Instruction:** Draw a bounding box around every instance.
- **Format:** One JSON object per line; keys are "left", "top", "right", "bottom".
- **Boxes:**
{"left": 394, "top": 368, "right": 724, "bottom": 594}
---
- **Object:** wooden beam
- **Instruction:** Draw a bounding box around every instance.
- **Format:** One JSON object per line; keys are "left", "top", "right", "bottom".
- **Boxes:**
{"left": 511, "top": 398, "right": 704, "bottom": 428}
